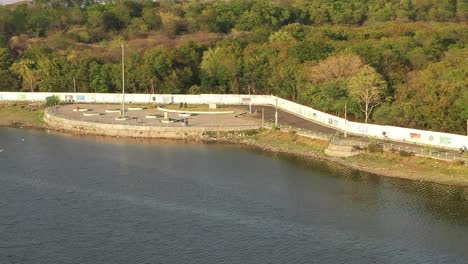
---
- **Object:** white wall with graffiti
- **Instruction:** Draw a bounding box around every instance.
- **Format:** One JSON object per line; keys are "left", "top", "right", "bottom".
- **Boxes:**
{"left": 273, "top": 96, "right": 467, "bottom": 151}
{"left": 1, "top": 92, "right": 466, "bottom": 150}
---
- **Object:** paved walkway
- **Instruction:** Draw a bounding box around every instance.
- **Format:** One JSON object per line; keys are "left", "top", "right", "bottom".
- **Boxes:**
{"left": 54, "top": 104, "right": 260, "bottom": 128}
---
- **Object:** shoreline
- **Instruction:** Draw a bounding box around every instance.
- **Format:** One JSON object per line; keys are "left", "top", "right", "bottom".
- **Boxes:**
{"left": 1, "top": 104, "right": 467, "bottom": 188}
{"left": 36, "top": 122, "right": 468, "bottom": 188}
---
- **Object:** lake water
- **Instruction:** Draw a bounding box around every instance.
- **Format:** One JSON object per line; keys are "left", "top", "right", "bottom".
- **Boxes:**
{"left": 1, "top": 128, "right": 467, "bottom": 264}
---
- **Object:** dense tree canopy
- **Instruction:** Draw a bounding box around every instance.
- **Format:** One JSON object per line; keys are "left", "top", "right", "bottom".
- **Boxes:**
{"left": 0, "top": 0, "right": 466, "bottom": 134}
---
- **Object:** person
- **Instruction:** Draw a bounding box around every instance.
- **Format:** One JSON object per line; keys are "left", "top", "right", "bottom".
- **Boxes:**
{"left": 461, "top": 146, "right": 467, "bottom": 154}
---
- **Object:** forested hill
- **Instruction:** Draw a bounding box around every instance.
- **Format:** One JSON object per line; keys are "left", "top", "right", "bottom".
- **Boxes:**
{"left": 0, "top": 0, "right": 467, "bottom": 134}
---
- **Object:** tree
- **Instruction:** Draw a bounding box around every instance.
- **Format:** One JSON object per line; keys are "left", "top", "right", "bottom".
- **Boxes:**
{"left": 269, "top": 57, "right": 300, "bottom": 101}
{"left": 142, "top": 7, "right": 162, "bottom": 30}
{"left": 201, "top": 44, "right": 242, "bottom": 93}
{"left": 11, "top": 59, "right": 38, "bottom": 92}
{"left": 348, "top": 65, "right": 387, "bottom": 123}
{"left": 307, "top": 54, "right": 364, "bottom": 83}
{"left": 26, "top": 12, "right": 49, "bottom": 38}
{"left": 242, "top": 43, "right": 275, "bottom": 95}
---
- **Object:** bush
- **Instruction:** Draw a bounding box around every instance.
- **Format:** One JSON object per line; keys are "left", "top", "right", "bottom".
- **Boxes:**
{"left": 367, "top": 141, "right": 383, "bottom": 153}
{"left": 244, "top": 129, "right": 258, "bottom": 136}
{"left": 399, "top": 150, "right": 415, "bottom": 157}
{"left": 44, "top": 95, "right": 61, "bottom": 107}
{"left": 352, "top": 145, "right": 365, "bottom": 151}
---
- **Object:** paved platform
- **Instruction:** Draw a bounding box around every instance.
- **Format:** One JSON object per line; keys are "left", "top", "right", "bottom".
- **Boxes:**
{"left": 54, "top": 104, "right": 260, "bottom": 128}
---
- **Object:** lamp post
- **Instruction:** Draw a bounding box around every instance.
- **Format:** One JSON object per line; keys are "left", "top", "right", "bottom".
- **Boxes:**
{"left": 248, "top": 85, "right": 252, "bottom": 114}
{"left": 275, "top": 95, "right": 278, "bottom": 127}
{"left": 73, "top": 77, "right": 77, "bottom": 109}
{"left": 121, "top": 43, "right": 126, "bottom": 118}
{"left": 344, "top": 103, "right": 347, "bottom": 138}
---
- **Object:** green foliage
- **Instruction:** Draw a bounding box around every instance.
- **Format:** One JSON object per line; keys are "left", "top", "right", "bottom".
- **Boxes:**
{"left": 0, "top": 0, "right": 465, "bottom": 134}
{"left": 367, "top": 141, "right": 383, "bottom": 153}
{"left": 399, "top": 150, "right": 415, "bottom": 157}
{"left": 348, "top": 65, "right": 387, "bottom": 123}
{"left": 44, "top": 95, "right": 60, "bottom": 107}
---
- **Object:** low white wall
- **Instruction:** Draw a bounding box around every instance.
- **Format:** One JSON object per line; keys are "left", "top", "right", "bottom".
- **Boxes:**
{"left": 271, "top": 96, "right": 467, "bottom": 150}
{"left": 0, "top": 92, "right": 271, "bottom": 105}
{"left": 1, "top": 92, "right": 466, "bottom": 150}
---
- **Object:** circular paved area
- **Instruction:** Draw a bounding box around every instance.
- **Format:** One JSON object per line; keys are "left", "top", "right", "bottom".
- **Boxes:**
{"left": 53, "top": 104, "right": 260, "bottom": 128}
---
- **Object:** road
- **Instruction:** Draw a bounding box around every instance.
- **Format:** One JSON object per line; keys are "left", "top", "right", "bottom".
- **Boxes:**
{"left": 234, "top": 105, "right": 466, "bottom": 161}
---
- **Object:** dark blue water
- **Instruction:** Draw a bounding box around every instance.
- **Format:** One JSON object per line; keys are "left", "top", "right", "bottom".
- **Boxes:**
{"left": 1, "top": 128, "right": 467, "bottom": 264}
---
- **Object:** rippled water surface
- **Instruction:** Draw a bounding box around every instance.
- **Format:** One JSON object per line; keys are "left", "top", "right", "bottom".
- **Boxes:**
{"left": 1, "top": 128, "right": 467, "bottom": 264}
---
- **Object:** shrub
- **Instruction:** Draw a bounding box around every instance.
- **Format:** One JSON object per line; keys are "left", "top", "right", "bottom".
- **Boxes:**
{"left": 424, "top": 145, "right": 433, "bottom": 153}
{"left": 244, "top": 129, "right": 258, "bottom": 136}
{"left": 44, "top": 95, "right": 61, "bottom": 107}
{"left": 399, "top": 150, "right": 414, "bottom": 157}
{"left": 179, "top": 102, "right": 183, "bottom": 108}
{"left": 367, "top": 141, "right": 383, "bottom": 153}
{"left": 352, "top": 145, "right": 364, "bottom": 151}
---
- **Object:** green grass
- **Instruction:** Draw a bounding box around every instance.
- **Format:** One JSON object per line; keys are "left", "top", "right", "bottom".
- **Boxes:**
{"left": 345, "top": 152, "right": 468, "bottom": 185}
{"left": 231, "top": 129, "right": 468, "bottom": 186}
{"left": 0, "top": 102, "right": 45, "bottom": 128}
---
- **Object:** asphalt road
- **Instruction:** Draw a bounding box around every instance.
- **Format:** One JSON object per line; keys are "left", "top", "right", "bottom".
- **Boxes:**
{"left": 234, "top": 105, "right": 464, "bottom": 158}
{"left": 235, "top": 105, "right": 338, "bottom": 134}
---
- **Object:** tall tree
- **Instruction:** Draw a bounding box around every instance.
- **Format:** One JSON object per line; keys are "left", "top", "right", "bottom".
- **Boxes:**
{"left": 348, "top": 65, "right": 387, "bottom": 123}
{"left": 11, "top": 59, "right": 38, "bottom": 92}
{"left": 201, "top": 44, "right": 242, "bottom": 93}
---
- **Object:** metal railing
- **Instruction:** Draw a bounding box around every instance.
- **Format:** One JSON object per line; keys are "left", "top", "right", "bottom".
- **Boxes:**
{"left": 329, "top": 137, "right": 467, "bottom": 163}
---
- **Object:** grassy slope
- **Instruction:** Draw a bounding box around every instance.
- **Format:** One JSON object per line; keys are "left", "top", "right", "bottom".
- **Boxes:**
{"left": 227, "top": 130, "right": 468, "bottom": 187}
{"left": 0, "top": 102, "right": 45, "bottom": 128}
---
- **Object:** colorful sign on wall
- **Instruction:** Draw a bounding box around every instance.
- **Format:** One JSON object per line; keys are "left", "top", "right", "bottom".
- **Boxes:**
{"left": 410, "top": 133, "right": 421, "bottom": 140}
{"left": 439, "top": 137, "right": 452, "bottom": 145}
{"left": 18, "top": 94, "right": 26, "bottom": 100}
{"left": 77, "top": 95, "right": 86, "bottom": 101}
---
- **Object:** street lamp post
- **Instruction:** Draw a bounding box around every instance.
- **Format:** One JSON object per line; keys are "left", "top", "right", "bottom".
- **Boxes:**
{"left": 344, "top": 103, "right": 347, "bottom": 138}
{"left": 275, "top": 96, "right": 278, "bottom": 127}
{"left": 121, "top": 43, "right": 126, "bottom": 118}
{"left": 248, "top": 85, "right": 252, "bottom": 114}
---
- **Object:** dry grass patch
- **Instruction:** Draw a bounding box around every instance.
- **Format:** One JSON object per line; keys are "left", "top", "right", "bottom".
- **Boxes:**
{"left": 346, "top": 152, "right": 468, "bottom": 186}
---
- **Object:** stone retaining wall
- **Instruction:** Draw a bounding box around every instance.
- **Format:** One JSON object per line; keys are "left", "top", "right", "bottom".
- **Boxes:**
{"left": 44, "top": 109, "right": 261, "bottom": 139}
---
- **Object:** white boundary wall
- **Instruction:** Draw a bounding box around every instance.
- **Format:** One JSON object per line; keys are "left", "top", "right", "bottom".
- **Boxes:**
{"left": 1, "top": 92, "right": 466, "bottom": 150}
{"left": 273, "top": 96, "right": 467, "bottom": 151}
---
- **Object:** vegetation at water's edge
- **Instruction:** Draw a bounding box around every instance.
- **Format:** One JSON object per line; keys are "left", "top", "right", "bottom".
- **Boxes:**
{"left": 226, "top": 129, "right": 468, "bottom": 186}
{"left": 0, "top": 0, "right": 467, "bottom": 134}
{"left": 0, "top": 101, "right": 466, "bottom": 186}
{"left": 0, "top": 102, "right": 45, "bottom": 127}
